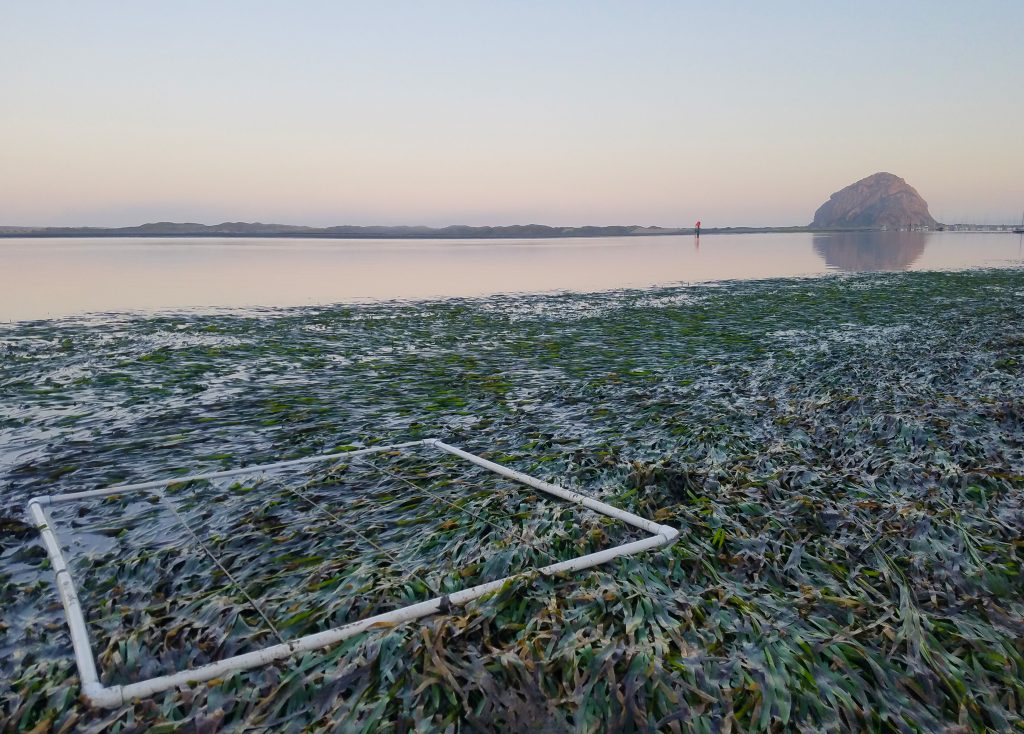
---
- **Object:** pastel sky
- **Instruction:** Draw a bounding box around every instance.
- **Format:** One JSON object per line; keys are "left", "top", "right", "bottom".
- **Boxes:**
{"left": 2, "top": 1, "right": 1022, "bottom": 227}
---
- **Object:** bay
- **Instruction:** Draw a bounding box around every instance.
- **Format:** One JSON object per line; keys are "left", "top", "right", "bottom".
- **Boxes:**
{"left": 1, "top": 230, "right": 1021, "bottom": 320}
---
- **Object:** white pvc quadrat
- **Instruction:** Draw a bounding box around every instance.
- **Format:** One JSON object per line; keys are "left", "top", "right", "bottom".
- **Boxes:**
{"left": 28, "top": 438, "right": 680, "bottom": 709}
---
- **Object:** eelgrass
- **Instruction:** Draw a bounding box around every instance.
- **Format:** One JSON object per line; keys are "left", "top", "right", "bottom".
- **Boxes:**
{"left": 2, "top": 269, "right": 1023, "bottom": 732}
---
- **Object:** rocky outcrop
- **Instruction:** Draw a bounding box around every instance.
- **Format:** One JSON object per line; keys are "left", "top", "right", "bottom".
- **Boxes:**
{"left": 811, "top": 173, "right": 938, "bottom": 229}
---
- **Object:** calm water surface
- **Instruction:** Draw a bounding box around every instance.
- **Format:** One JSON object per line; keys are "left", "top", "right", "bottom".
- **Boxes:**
{"left": 1, "top": 231, "right": 1021, "bottom": 320}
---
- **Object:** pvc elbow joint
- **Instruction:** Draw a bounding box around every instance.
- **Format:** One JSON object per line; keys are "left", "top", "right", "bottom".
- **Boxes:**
{"left": 658, "top": 525, "right": 681, "bottom": 545}
{"left": 83, "top": 682, "right": 123, "bottom": 708}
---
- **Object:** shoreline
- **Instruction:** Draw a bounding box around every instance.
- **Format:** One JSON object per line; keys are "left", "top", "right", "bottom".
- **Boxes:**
{"left": 4, "top": 226, "right": 1014, "bottom": 240}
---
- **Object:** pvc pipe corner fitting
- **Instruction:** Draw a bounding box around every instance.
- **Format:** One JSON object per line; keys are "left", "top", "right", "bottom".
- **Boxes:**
{"left": 83, "top": 683, "right": 123, "bottom": 709}
{"left": 658, "top": 525, "right": 681, "bottom": 544}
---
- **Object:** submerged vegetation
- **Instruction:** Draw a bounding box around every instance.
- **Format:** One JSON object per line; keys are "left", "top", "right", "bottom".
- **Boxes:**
{"left": 2, "top": 269, "right": 1023, "bottom": 732}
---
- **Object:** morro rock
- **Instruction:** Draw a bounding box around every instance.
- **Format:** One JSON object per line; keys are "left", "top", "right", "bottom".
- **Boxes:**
{"left": 811, "top": 172, "right": 938, "bottom": 229}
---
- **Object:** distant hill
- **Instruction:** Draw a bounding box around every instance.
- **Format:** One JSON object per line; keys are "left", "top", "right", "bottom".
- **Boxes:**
{"left": 131, "top": 221, "right": 314, "bottom": 234}
{"left": 811, "top": 173, "right": 938, "bottom": 229}
{"left": 0, "top": 222, "right": 689, "bottom": 239}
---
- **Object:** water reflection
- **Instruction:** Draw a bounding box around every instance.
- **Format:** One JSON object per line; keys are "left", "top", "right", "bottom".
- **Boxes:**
{"left": 1, "top": 232, "right": 1020, "bottom": 321}
{"left": 812, "top": 231, "right": 927, "bottom": 272}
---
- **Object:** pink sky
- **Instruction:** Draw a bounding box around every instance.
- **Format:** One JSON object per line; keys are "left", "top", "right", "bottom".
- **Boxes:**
{"left": 2, "top": 2, "right": 1022, "bottom": 227}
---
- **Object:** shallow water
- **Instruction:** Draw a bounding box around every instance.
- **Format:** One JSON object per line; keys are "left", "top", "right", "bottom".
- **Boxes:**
{"left": 1, "top": 231, "right": 1022, "bottom": 320}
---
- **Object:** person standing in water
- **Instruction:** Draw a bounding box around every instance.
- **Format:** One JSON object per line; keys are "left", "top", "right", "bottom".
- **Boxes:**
{"left": 695, "top": 220, "right": 701, "bottom": 237}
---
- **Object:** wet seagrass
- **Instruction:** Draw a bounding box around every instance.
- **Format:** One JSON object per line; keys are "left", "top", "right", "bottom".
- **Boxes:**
{"left": 2, "top": 268, "right": 1023, "bottom": 732}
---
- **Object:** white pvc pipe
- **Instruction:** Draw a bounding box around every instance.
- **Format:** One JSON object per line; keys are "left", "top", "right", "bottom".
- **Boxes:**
{"left": 32, "top": 440, "right": 430, "bottom": 506}
{"left": 28, "top": 438, "right": 682, "bottom": 708}
{"left": 86, "top": 534, "right": 668, "bottom": 707}
{"left": 429, "top": 440, "right": 680, "bottom": 544}
{"left": 27, "top": 501, "right": 104, "bottom": 701}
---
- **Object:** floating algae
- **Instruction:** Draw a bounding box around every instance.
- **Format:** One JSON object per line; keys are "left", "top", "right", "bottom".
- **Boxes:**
{"left": 2, "top": 269, "right": 1024, "bottom": 732}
